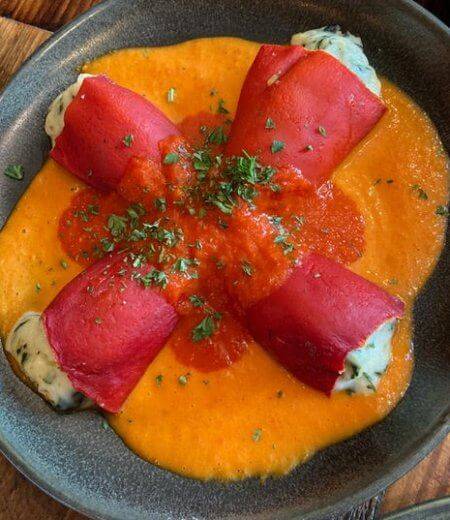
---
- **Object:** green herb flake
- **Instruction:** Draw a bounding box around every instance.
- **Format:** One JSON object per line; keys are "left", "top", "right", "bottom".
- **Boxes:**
{"left": 217, "top": 98, "right": 229, "bottom": 114}
{"left": 241, "top": 261, "right": 254, "bottom": 276}
{"left": 305, "top": 144, "right": 314, "bottom": 152}
{"left": 35, "top": 283, "right": 41, "bottom": 293}
{"left": 155, "top": 374, "right": 164, "bottom": 386}
{"left": 252, "top": 428, "right": 262, "bottom": 442}
{"left": 101, "top": 420, "right": 109, "bottom": 431}
{"left": 122, "top": 134, "right": 134, "bottom": 147}
{"left": 163, "top": 152, "right": 179, "bottom": 165}
{"left": 265, "top": 117, "right": 275, "bottom": 129}
{"left": 192, "top": 314, "right": 220, "bottom": 342}
{"left": 107, "top": 214, "right": 127, "bottom": 237}
{"left": 189, "top": 295, "right": 205, "bottom": 307}
{"left": 411, "top": 184, "right": 428, "bottom": 200}
{"left": 271, "top": 140, "right": 285, "bottom": 154}
{"left": 139, "top": 268, "right": 168, "bottom": 289}
{"left": 318, "top": 126, "right": 327, "bottom": 137}
{"left": 167, "top": 87, "right": 176, "bottom": 103}
{"left": 94, "top": 317, "right": 102, "bottom": 325}
{"left": 4, "top": 164, "right": 24, "bottom": 180}
{"left": 154, "top": 197, "right": 167, "bottom": 212}
{"left": 436, "top": 205, "right": 449, "bottom": 216}
{"left": 60, "top": 259, "right": 68, "bottom": 269}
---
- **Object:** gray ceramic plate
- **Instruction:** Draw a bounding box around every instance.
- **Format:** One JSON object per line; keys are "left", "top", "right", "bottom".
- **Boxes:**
{"left": 0, "top": 0, "right": 449, "bottom": 519}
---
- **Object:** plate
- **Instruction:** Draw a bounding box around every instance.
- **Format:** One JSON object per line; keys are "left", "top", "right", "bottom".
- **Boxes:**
{"left": 0, "top": 0, "right": 449, "bottom": 518}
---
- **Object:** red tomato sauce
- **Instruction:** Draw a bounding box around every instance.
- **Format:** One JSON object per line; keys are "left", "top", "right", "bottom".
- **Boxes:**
{"left": 58, "top": 112, "right": 365, "bottom": 371}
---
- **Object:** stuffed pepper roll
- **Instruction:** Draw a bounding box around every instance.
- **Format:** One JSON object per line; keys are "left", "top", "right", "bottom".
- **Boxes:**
{"left": 225, "top": 41, "right": 386, "bottom": 187}
{"left": 5, "top": 253, "right": 178, "bottom": 412}
{"left": 46, "top": 75, "right": 180, "bottom": 190}
{"left": 246, "top": 253, "right": 404, "bottom": 395}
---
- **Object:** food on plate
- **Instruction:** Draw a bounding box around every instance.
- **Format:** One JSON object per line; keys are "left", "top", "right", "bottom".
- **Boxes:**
{"left": 5, "top": 252, "right": 178, "bottom": 412}
{"left": 291, "top": 25, "right": 381, "bottom": 94}
{"left": 246, "top": 252, "right": 405, "bottom": 395}
{"left": 0, "top": 31, "right": 447, "bottom": 480}
{"left": 226, "top": 44, "right": 386, "bottom": 187}
{"left": 47, "top": 75, "right": 180, "bottom": 190}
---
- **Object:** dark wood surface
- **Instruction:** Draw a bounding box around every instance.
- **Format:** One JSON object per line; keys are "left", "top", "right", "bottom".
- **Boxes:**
{"left": 0, "top": 2, "right": 448, "bottom": 519}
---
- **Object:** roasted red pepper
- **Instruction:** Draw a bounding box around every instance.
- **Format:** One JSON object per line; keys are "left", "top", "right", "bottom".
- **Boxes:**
{"left": 226, "top": 44, "right": 386, "bottom": 187}
{"left": 51, "top": 75, "right": 180, "bottom": 190}
{"left": 246, "top": 253, "right": 405, "bottom": 394}
{"left": 43, "top": 252, "right": 178, "bottom": 412}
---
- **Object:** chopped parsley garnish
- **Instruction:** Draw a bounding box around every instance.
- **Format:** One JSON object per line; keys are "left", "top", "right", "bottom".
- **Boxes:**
{"left": 167, "top": 87, "right": 176, "bottom": 103}
{"left": 35, "top": 283, "right": 41, "bottom": 293}
{"left": 189, "top": 294, "right": 205, "bottom": 307}
{"left": 108, "top": 214, "right": 127, "bottom": 237}
{"left": 436, "top": 205, "right": 449, "bottom": 216}
{"left": 139, "top": 268, "right": 168, "bottom": 289}
{"left": 192, "top": 314, "right": 221, "bottom": 342}
{"left": 271, "top": 140, "right": 285, "bottom": 154}
{"left": 305, "top": 144, "right": 314, "bottom": 152}
{"left": 155, "top": 374, "right": 164, "bottom": 386}
{"left": 217, "top": 98, "right": 229, "bottom": 114}
{"left": 202, "top": 152, "right": 277, "bottom": 214}
{"left": 154, "top": 197, "right": 167, "bottom": 212}
{"left": 411, "top": 184, "right": 428, "bottom": 200}
{"left": 217, "top": 218, "right": 228, "bottom": 229}
{"left": 100, "top": 238, "right": 115, "bottom": 252}
{"left": 363, "top": 372, "right": 377, "bottom": 392}
{"left": 252, "top": 428, "right": 262, "bottom": 442}
{"left": 292, "top": 214, "right": 306, "bottom": 229}
{"left": 172, "top": 257, "right": 193, "bottom": 273}
{"left": 88, "top": 204, "right": 99, "bottom": 215}
{"left": 318, "top": 126, "right": 327, "bottom": 137}
{"left": 4, "top": 164, "right": 24, "bottom": 180}
{"left": 265, "top": 118, "right": 275, "bottom": 129}
{"left": 206, "top": 126, "right": 228, "bottom": 145}
{"left": 122, "top": 134, "right": 134, "bottom": 147}
{"left": 241, "top": 261, "right": 254, "bottom": 276}
{"left": 163, "top": 152, "right": 179, "bottom": 165}
{"left": 60, "top": 259, "right": 68, "bottom": 269}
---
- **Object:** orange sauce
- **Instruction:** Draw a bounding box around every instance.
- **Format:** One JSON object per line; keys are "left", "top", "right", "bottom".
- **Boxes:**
{"left": 0, "top": 37, "right": 447, "bottom": 480}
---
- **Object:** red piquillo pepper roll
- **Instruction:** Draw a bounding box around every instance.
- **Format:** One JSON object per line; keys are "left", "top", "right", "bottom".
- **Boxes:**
{"left": 5, "top": 253, "right": 178, "bottom": 412}
{"left": 225, "top": 44, "right": 386, "bottom": 187}
{"left": 46, "top": 75, "right": 180, "bottom": 190}
{"left": 246, "top": 253, "right": 405, "bottom": 395}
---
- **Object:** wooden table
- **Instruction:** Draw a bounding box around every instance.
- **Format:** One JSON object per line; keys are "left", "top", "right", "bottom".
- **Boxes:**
{"left": 0, "top": 1, "right": 448, "bottom": 518}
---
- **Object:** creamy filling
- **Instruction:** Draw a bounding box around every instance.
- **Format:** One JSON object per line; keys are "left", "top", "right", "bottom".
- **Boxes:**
{"left": 45, "top": 73, "right": 95, "bottom": 146}
{"left": 291, "top": 25, "right": 381, "bottom": 96}
{"left": 5, "top": 312, "right": 91, "bottom": 411}
{"left": 334, "top": 319, "right": 396, "bottom": 395}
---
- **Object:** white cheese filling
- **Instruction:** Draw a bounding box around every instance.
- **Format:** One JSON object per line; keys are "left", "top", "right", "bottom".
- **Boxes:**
{"left": 291, "top": 25, "right": 381, "bottom": 96}
{"left": 334, "top": 319, "right": 396, "bottom": 395}
{"left": 5, "top": 312, "right": 91, "bottom": 410}
{"left": 45, "top": 73, "right": 95, "bottom": 147}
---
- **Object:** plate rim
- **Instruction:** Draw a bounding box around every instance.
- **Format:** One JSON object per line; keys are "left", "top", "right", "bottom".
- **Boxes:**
{"left": 0, "top": 0, "right": 449, "bottom": 518}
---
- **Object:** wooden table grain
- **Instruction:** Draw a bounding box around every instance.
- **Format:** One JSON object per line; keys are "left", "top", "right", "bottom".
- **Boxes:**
{"left": 0, "top": 3, "right": 448, "bottom": 519}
